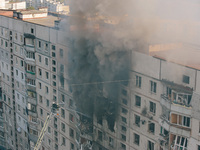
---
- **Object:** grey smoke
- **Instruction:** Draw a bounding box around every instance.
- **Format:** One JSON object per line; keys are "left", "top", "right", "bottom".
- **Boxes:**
{"left": 64, "top": 0, "right": 200, "bottom": 132}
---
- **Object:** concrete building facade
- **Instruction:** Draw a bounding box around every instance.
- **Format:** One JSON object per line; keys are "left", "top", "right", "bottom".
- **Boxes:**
{"left": 0, "top": 9, "right": 200, "bottom": 150}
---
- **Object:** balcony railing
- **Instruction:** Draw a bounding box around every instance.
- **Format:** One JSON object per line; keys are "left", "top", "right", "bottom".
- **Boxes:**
{"left": 161, "top": 94, "right": 191, "bottom": 108}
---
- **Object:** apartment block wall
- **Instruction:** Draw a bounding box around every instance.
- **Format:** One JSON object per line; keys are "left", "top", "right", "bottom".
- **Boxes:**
{"left": 0, "top": 15, "right": 78, "bottom": 150}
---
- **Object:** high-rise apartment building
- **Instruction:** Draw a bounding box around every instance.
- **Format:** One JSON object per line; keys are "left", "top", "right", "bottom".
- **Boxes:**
{"left": 0, "top": 9, "right": 200, "bottom": 150}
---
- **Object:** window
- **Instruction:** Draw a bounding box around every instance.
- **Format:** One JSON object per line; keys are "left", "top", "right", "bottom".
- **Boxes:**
{"left": 40, "top": 108, "right": 43, "bottom": 115}
{"left": 21, "top": 73, "right": 24, "bottom": 80}
{"left": 150, "top": 81, "right": 157, "bottom": 93}
{"left": 31, "top": 28, "right": 34, "bottom": 34}
{"left": 53, "top": 95, "right": 57, "bottom": 101}
{"left": 121, "top": 116, "right": 127, "bottom": 124}
{"left": 53, "top": 81, "right": 56, "bottom": 86}
{"left": 198, "top": 145, "right": 200, "bottom": 150}
{"left": 27, "top": 78, "right": 35, "bottom": 86}
{"left": 122, "top": 99, "right": 127, "bottom": 105}
{"left": 45, "top": 86, "right": 49, "bottom": 93}
{"left": 70, "top": 143, "right": 74, "bottom": 150}
{"left": 38, "top": 41, "right": 41, "bottom": 48}
{"left": 39, "top": 68, "right": 42, "bottom": 76}
{"left": 121, "top": 134, "right": 126, "bottom": 141}
{"left": 41, "top": 121, "right": 44, "bottom": 127}
{"left": 62, "top": 137, "right": 66, "bottom": 146}
{"left": 53, "top": 74, "right": 56, "bottom": 80}
{"left": 173, "top": 135, "right": 188, "bottom": 150}
{"left": 46, "top": 99, "right": 49, "bottom": 107}
{"left": 48, "top": 139, "right": 51, "bottom": 145}
{"left": 52, "top": 52, "right": 56, "bottom": 57}
{"left": 69, "top": 128, "right": 74, "bottom": 138}
{"left": 121, "top": 143, "right": 126, "bottom": 150}
{"left": 21, "top": 60, "right": 24, "bottom": 67}
{"left": 54, "top": 130, "right": 58, "bottom": 136}
{"left": 39, "top": 95, "right": 42, "bottom": 103}
{"left": 16, "top": 58, "right": 18, "bottom": 64}
{"left": 52, "top": 45, "right": 56, "bottom": 50}
{"left": 122, "top": 108, "right": 128, "bottom": 114}
{"left": 61, "top": 94, "right": 65, "bottom": 102}
{"left": 60, "top": 64, "right": 64, "bottom": 72}
{"left": 98, "top": 130, "right": 102, "bottom": 141}
{"left": 52, "top": 60, "right": 56, "bottom": 65}
{"left": 148, "top": 122, "right": 155, "bottom": 134}
{"left": 97, "top": 117, "right": 102, "bottom": 125}
{"left": 18, "top": 104, "right": 21, "bottom": 111}
{"left": 121, "top": 126, "right": 127, "bottom": 132}
{"left": 52, "top": 67, "right": 56, "bottom": 72}
{"left": 61, "top": 109, "right": 65, "bottom": 118}
{"left": 60, "top": 49, "right": 63, "bottom": 58}
{"left": 61, "top": 122, "right": 65, "bottom": 132}
{"left": 69, "top": 114, "right": 74, "bottom": 122}
{"left": 38, "top": 82, "right": 41, "bottom": 89}
{"left": 45, "top": 72, "right": 49, "bottom": 79}
{"left": 20, "top": 35, "right": 23, "bottom": 42}
{"left": 136, "top": 75, "right": 141, "bottom": 88}
{"left": 38, "top": 55, "right": 41, "bottom": 62}
{"left": 148, "top": 140, "right": 154, "bottom": 150}
{"left": 109, "top": 137, "right": 114, "bottom": 147}
{"left": 171, "top": 114, "right": 190, "bottom": 127}
{"left": 15, "top": 33, "right": 17, "bottom": 40}
{"left": 121, "top": 89, "right": 127, "bottom": 96}
{"left": 45, "top": 43, "right": 48, "bottom": 51}
{"left": 183, "top": 75, "right": 190, "bottom": 84}
{"left": 53, "top": 89, "right": 57, "bottom": 94}
{"left": 149, "top": 101, "right": 156, "bottom": 114}
{"left": 45, "top": 58, "right": 48, "bottom": 65}
{"left": 134, "top": 133, "right": 140, "bottom": 145}
{"left": 69, "top": 99, "right": 73, "bottom": 107}
{"left": 26, "top": 52, "right": 35, "bottom": 59}
{"left": 55, "top": 144, "right": 58, "bottom": 150}
{"left": 135, "top": 95, "right": 141, "bottom": 107}
{"left": 135, "top": 115, "right": 140, "bottom": 127}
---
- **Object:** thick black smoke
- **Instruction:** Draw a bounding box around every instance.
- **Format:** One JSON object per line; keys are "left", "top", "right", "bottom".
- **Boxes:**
{"left": 66, "top": 0, "right": 156, "bottom": 131}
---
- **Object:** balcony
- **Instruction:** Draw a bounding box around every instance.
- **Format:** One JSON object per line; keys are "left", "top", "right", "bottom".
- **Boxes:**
{"left": 170, "top": 125, "right": 190, "bottom": 137}
{"left": 28, "top": 133, "right": 38, "bottom": 143}
{"left": 159, "top": 116, "right": 170, "bottom": 131}
{"left": 171, "top": 102, "right": 192, "bottom": 115}
{"left": 26, "top": 71, "right": 36, "bottom": 80}
{"left": 161, "top": 94, "right": 171, "bottom": 110}
{"left": 27, "top": 97, "right": 37, "bottom": 105}
{"left": 27, "top": 84, "right": 36, "bottom": 91}
{"left": 25, "top": 57, "right": 35, "bottom": 64}
{"left": 28, "top": 110, "right": 37, "bottom": 117}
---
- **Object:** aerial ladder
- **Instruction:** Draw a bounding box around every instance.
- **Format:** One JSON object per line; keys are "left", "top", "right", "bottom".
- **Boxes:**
{"left": 33, "top": 103, "right": 60, "bottom": 150}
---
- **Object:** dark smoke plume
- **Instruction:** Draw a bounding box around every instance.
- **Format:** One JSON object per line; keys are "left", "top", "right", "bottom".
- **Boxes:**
{"left": 66, "top": 0, "right": 156, "bottom": 131}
